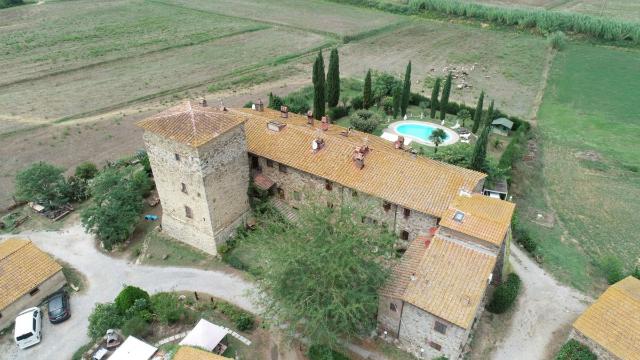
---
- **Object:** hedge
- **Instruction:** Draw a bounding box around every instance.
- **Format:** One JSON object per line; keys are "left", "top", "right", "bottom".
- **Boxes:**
{"left": 555, "top": 339, "right": 597, "bottom": 360}
{"left": 115, "top": 286, "right": 150, "bottom": 315}
{"left": 327, "top": 0, "right": 640, "bottom": 45}
{"left": 486, "top": 273, "right": 521, "bottom": 314}
{"left": 214, "top": 300, "right": 256, "bottom": 331}
{"left": 307, "top": 345, "right": 350, "bottom": 360}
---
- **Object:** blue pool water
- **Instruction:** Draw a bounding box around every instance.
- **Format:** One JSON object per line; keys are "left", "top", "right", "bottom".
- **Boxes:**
{"left": 395, "top": 123, "right": 448, "bottom": 142}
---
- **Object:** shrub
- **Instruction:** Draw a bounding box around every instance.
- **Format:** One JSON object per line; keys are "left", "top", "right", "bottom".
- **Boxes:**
{"left": 514, "top": 226, "right": 537, "bottom": 254}
{"left": 0, "top": 0, "right": 23, "bottom": 9}
{"left": 284, "top": 93, "right": 311, "bottom": 114}
{"left": 349, "top": 110, "right": 381, "bottom": 133}
{"left": 328, "top": 105, "right": 350, "bottom": 121}
{"left": 549, "top": 31, "right": 568, "bottom": 50}
{"left": 215, "top": 301, "right": 256, "bottom": 331}
{"left": 600, "top": 256, "right": 625, "bottom": 284}
{"left": 125, "top": 298, "right": 153, "bottom": 321}
{"left": 132, "top": 170, "right": 153, "bottom": 198}
{"left": 307, "top": 344, "right": 349, "bottom": 360}
{"left": 115, "top": 286, "right": 150, "bottom": 315}
{"left": 555, "top": 339, "right": 596, "bottom": 360}
{"left": 137, "top": 150, "right": 152, "bottom": 176}
{"left": 268, "top": 92, "right": 284, "bottom": 110}
{"left": 243, "top": 101, "right": 253, "bottom": 108}
{"left": 15, "top": 162, "right": 69, "bottom": 210}
{"left": 350, "top": 95, "right": 364, "bottom": 110}
{"left": 151, "top": 292, "right": 185, "bottom": 325}
{"left": 66, "top": 176, "right": 90, "bottom": 202}
{"left": 381, "top": 96, "right": 394, "bottom": 114}
{"left": 121, "top": 315, "right": 151, "bottom": 338}
{"left": 88, "top": 303, "right": 124, "bottom": 339}
{"left": 75, "top": 162, "right": 99, "bottom": 180}
{"left": 486, "top": 273, "right": 521, "bottom": 314}
{"left": 631, "top": 266, "right": 640, "bottom": 280}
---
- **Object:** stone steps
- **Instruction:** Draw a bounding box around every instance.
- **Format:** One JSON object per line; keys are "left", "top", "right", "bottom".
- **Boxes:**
{"left": 270, "top": 198, "right": 299, "bottom": 222}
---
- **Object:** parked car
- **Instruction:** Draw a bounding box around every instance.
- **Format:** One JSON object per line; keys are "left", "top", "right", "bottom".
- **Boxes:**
{"left": 14, "top": 307, "right": 42, "bottom": 349}
{"left": 47, "top": 291, "right": 71, "bottom": 324}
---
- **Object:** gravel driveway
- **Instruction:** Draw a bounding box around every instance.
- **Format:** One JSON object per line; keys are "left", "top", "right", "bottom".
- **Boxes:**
{"left": 492, "top": 246, "right": 592, "bottom": 360}
{"left": 0, "top": 225, "right": 258, "bottom": 360}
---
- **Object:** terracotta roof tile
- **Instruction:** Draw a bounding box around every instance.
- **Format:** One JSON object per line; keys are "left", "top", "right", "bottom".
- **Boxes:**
{"left": 380, "top": 236, "right": 431, "bottom": 299}
{"left": 402, "top": 236, "right": 496, "bottom": 329}
{"left": 573, "top": 276, "right": 640, "bottom": 360}
{"left": 173, "top": 346, "right": 232, "bottom": 360}
{"left": 0, "top": 238, "right": 63, "bottom": 310}
{"left": 237, "top": 108, "right": 486, "bottom": 218}
{"left": 440, "top": 193, "right": 515, "bottom": 246}
{"left": 137, "top": 101, "right": 246, "bottom": 147}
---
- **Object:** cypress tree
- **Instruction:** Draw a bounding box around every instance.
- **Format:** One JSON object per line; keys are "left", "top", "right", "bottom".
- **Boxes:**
{"left": 429, "top": 78, "right": 441, "bottom": 119}
{"left": 400, "top": 61, "right": 411, "bottom": 116}
{"left": 392, "top": 85, "right": 402, "bottom": 118}
{"left": 439, "top": 72, "right": 452, "bottom": 121}
{"left": 326, "top": 48, "right": 340, "bottom": 108}
{"left": 312, "top": 50, "right": 325, "bottom": 120}
{"left": 472, "top": 91, "right": 485, "bottom": 134}
{"left": 470, "top": 124, "right": 490, "bottom": 171}
{"left": 484, "top": 99, "right": 495, "bottom": 127}
{"left": 363, "top": 69, "right": 372, "bottom": 110}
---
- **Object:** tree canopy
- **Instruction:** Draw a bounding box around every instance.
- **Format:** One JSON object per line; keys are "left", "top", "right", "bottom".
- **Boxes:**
{"left": 14, "top": 162, "right": 69, "bottom": 210}
{"left": 429, "top": 78, "right": 441, "bottom": 119}
{"left": 326, "top": 48, "right": 340, "bottom": 108}
{"left": 246, "top": 199, "right": 396, "bottom": 350}
{"left": 429, "top": 128, "right": 447, "bottom": 153}
{"left": 312, "top": 51, "right": 326, "bottom": 119}
{"left": 363, "top": 69, "right": 372, "bottom": 110}
{"left": 472, "top": 91, "right": 485, "bottom": 134}
{"left": 439, "top": 72, "right": 452, "bottom": 120}
{"left": 400, "top": 61, "right": 411, "bottom": 116}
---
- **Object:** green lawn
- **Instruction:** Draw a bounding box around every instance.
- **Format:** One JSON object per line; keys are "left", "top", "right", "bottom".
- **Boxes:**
{"left": 516, "top": 44, "right": 640, "bottom": 292}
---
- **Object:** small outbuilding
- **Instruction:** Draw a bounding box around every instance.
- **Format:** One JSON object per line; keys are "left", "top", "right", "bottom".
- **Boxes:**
{"left": 180, "top": 319, "right": 229, "bottom": 355}
{"left": 109, "top": 336, "right": 158, "bottom": 360}
{"left": 491, "top": 118, "right": 514, "bottom": 136}
{"left": 0, "top": 238, "right": 66, "bottom": 329}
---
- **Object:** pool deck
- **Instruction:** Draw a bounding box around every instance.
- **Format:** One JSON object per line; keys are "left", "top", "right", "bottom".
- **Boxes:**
{"left": 384, "top": 120, "right": 459, "bottom": 147}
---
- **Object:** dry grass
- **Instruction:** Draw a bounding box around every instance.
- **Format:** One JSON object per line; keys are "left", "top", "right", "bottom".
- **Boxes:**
{"left": 338, "top": 20, "right": 548, "bottom": 118}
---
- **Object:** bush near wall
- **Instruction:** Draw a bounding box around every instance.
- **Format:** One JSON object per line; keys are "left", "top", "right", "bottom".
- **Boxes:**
{"left": 486, "top": 273, "right": 521, "bottom": 314}
{"left": 307, "top": 345, "right": 350, "bottom": 360}
{"left": 327, "top": 0, "right": 640, "bottom": 45}
{"left": 555, "top": 339, "right": 597, "bottom": 360}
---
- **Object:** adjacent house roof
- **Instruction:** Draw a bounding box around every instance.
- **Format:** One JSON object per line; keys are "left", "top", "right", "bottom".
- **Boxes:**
{"left": 173, "top": 347, "right": 231, "bottom": 360}
{"left": 573, "top": 276, "right": 640, "bottom": 360}
{"left": 386, "top": 235, "right": 496, "bottom": 329}
{"left": 491, "top": 118, "right": 514, "bottom": 129}
{"left": 137, "top": 101, "right": 247, "bottom": 147}
{"left": 0, "top": 238, "right": 63, "bottom": 310}
{"left": 179, "top": 319, "right": 228, "bottom": 352}
{"left": 439, "top": 193, "right": 515, "bottom": 247}
{"left": 238, "top": 108, "right": 486, "bottom": 217}
{"left": 108, "top": 336, "right": 158, "bottom": 360}
{"left": 380, "top": 236, "right": 431, "bottom": 299}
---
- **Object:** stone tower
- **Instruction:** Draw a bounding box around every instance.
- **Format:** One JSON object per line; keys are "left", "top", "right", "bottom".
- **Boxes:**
{"left": 137, "top": 100, "right": 250, "bottom": 255}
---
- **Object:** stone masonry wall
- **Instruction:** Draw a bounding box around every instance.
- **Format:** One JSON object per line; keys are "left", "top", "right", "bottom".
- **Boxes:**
{"left": 569, "top": 329, "right": 620, "bottom": 360}
{"left": 398, "top": 302, "right": 468, "bottom": 360}
{"left": 199, "top": 125, "right": 250, "bottom": 235}
{"left": 377, "top": 295, "right": 404, "bottom": 338}
{"left": 0, "top": 271, "right": 66, "bottom": 330}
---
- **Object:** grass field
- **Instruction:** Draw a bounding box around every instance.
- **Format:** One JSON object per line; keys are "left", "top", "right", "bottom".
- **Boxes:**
{"left": 514, "top": 44, "right": 640, "bottom": 292}
{"left": 338, "top": 20, "right": 548, "bottom": 118}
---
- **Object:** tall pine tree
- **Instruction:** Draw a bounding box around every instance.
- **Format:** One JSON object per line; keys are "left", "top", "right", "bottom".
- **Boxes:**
{"left": 392, "top": 84, "right": 402, "bottom": 118}
{"left": 439, "top": 72, "right": 452, "bottom": 121}
{"left": 429, "top": 78, "right": 441, "bottom": 119}
{"left": 400, "top": 61, "right": 411, "bottom": 116}
{"left": 363, "top": 69, "right": 372, "bottom": 110}
{"left": 472, "top": 91, "right": 485, "bottom": 134}
{"left": 484, "top": 99, "right": 495, "bottom": 126}
{"left": 326, "top": 48, "right": 340, "bottom": 108}
{"left": 312, "top": 50, "right": 326, "bottom": 120}
{"left": 470, "top": 124, "right": 490, "bottom": 171}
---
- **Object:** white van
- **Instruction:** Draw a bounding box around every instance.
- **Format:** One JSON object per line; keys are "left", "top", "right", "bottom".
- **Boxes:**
{"left": 14, "top": 307, "right": 42, "bottom": 349}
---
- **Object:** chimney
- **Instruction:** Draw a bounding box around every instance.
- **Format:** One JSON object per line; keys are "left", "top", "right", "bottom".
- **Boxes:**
{"left": 352, "top": 146, "right": 365, "bottom": 169}
{"left": 200, "top": 97, "right": 208, "bottom": 107}
{"left": 395, "top": 136, "right": 404, "bottom": 149}
{"left": 312, "top": 138, "right": 325, "bottom": 152}
{"left": 280, "top": 105, "right": 289, "bottom": 118}
{"left": 321, "top": 116, "right": 329, "bottom": 131}
{"left": 306, "top": 110, "right": 314, "bottom": 126}
{"left": 256, "top": 99, "right": 264, "bottom": 112}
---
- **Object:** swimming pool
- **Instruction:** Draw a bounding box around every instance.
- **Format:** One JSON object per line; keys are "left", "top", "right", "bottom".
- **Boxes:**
{"left": 395, "top": 123, "right": 449, "bottom": 142}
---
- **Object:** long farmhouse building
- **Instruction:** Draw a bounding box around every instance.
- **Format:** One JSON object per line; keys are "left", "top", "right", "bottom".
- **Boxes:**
{"left": 138, "top": 100, "right": 515, "bottom": 359}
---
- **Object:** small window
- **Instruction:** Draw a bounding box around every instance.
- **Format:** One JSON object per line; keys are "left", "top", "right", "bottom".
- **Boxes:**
{"left": 174, "top": 153, "right": 181, "bottom": 161}
{"left": 293, "top": 191, "right": 301, "bottom": 201}
{"left": 185, "top": 206, "right": 193, "bottom": 219}
{"left": 390, "top": 303, "right": 397, "bottom": 312}
{"left": 266, "top": 159, "right": 274, "bottom": 168}
{"left": 32, "top": 318, "right": 36, "bottom": 332}
{"left": 436, "top": 217, "right": 441, "bottom": 225}
{"left": 181, "top": 183, "right": 188, "bottom": 194}
{"left": 453, "top": 211, "right": 465, "bottom": 222}
{"left": 401, "top": 230, "right": 409, "bottom": 241}
{"left": 29, "top": 287, "right": 39, "bottom": 296}
{"left": 404, "top": 208, "right": 411, "bottom": 218}
{"left": 351, "top": 189, "right": 358, "bottom": 197}
{"left": 429, "top": 341, "right": 442, "bottom": 351}
{"left": 383, "top": 201, "right": 391, "bottom": 212}
{"left": 434, "top": 321, "right": 447, "bottom": 335}
{"left": 325, "top": 180, "right": 333, "bottom": 191}
{"left": 0, "top": 312, "right": 2, "bottom": 319}
{"left": 279, "top": 164, "right": 287, "bottom": 173}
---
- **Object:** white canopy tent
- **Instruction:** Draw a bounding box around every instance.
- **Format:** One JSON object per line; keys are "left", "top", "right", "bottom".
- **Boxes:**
{"left": 179, "top": 319, "right": 228, "bottom": 352}
{"left": 109, "top": 336, "right": 158, "bottom": 360}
